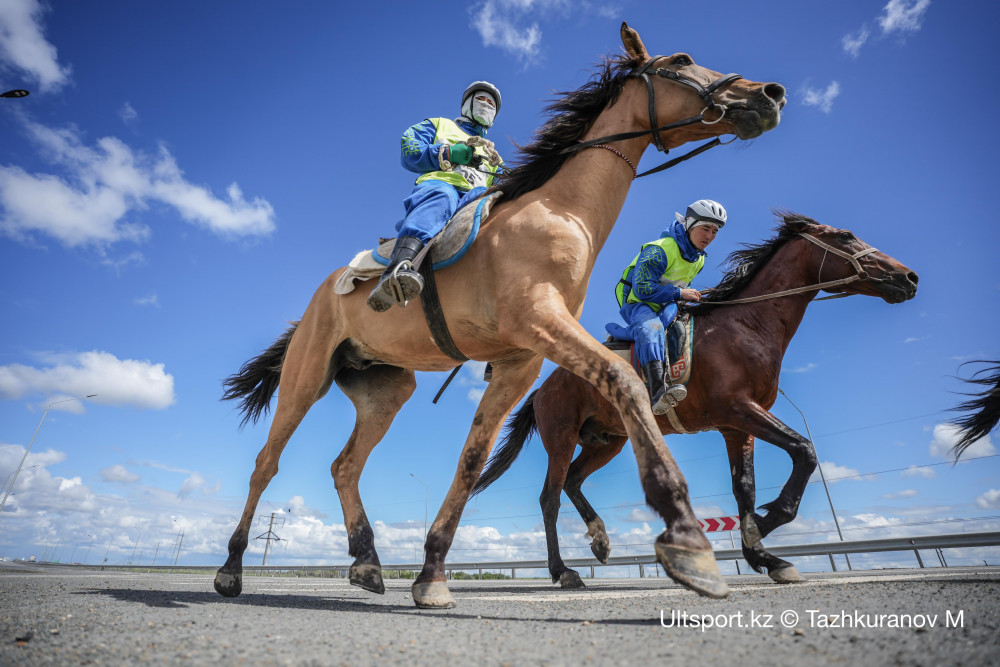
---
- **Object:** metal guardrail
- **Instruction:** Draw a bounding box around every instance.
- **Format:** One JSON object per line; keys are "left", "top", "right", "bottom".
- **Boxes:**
{"left": 38, "top": 530, "right": 1000, "bottom": 579}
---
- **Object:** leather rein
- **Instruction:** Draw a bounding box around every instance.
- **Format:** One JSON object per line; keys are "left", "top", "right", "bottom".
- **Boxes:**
{"left": 701, "top": 233, "right": 881, "bottom": 306}
{"left": 560, "top": 56, "right": 743, "bottom": 178}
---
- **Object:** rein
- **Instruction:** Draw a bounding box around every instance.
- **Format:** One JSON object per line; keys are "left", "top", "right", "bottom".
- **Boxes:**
{"left": 701, "top": 233, "right": 880, "bottom": 306}
{"left": 560, "top": 56, "right": 743, "bottom": 178}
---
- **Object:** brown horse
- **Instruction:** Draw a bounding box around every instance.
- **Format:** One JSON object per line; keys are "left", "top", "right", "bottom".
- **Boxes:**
{"left": 215, "top": 23, "right": 786, "bottom": 608}
{"left": 950, "top": 361, "right": 1000, "bottom": 460}
{"left": 472, "top": 214, "right": 919, "bottom": 587}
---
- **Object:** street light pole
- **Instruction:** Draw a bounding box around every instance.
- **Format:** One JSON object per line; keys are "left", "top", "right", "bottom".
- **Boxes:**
{"left": 409, "top": 473, "right": 429, "bottom": 542}
{"left": 0, "top": 394, "right": 97, "bottom": 517}
{"left": 778, "top": 388, "right": 852, "bottom": 570}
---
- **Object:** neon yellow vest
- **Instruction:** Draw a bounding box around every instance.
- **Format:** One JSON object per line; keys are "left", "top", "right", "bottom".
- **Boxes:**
{"left": 615, "top": 236, "right": 704, "bottom": 311}
{"left": 414, "top": 118, "right": 499, "bottom": 191}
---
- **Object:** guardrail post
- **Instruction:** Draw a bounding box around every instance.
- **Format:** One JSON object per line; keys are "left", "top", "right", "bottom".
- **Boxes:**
{"left": 829, "top": 554, "right": 837, "bottom": 572}
{"left": 590, "top": 565, "right": 594, "bottom": 578}
{"left": 511, "top": 568, "right": 516, "bottom": 579}
{"left": 638, "top": 563, "right": 644, "bottom": 578}
{"left": 914, "top": 549, "right": 925, "bottom": 568}
{"left": 936, "top": 549, "right": 947, "bottom": 568}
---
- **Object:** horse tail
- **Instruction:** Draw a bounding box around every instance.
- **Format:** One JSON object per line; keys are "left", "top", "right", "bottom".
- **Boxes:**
{"left": 471, "top": 390, "right": 539, "bottom": 497}
{"left": 950, "top": 360, "right": 1000, "bottom": 460}
{"left": 222, "top": 322, "right": 299, "bottom": 428}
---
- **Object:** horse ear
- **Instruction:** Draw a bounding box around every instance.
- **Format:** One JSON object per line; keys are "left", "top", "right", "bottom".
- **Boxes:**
{"left": 621, "top": 22, "right": 650, "bottom": 63}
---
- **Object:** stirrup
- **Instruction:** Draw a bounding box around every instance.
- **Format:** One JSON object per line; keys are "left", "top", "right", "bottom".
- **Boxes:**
{"left": 386, "top": 261, "right": 424, "bottom": 306}
{"left": 652, "top": 384, "right": 687, "bottom": 415}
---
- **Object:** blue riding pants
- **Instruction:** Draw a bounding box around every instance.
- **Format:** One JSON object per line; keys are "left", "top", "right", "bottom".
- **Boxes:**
{"left": 396, "top": 180, "right": 486, "bottom": 244}
{"left": 616, "top": 301, "right": 679, "bottom": 367}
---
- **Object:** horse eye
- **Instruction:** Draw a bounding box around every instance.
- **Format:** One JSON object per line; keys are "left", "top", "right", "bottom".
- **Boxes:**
{"left": 672, "top": 55, "right": 692, "bottom": 67}
{"left": 839, "top": 231, "right": 855, "bottom": 241}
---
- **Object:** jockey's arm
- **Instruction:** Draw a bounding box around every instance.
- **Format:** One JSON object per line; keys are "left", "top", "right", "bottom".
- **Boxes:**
{"left": 632, "top": 244, "right": 680, "bottom": 305}
{"left": 400, "top": 119, "right": 447, "bottom": 174}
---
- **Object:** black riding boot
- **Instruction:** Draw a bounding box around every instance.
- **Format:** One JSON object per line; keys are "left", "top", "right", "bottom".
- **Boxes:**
{"left": 643, "top": 360, "right": 667, "bottom": 410}
{"left": 366, "top": 236, "right": 425, "bottom": 312}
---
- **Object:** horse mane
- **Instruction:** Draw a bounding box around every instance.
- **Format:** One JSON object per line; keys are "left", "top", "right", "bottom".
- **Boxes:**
{"left": 692, "top": 210, "right": 818, "bottom": 310}
{"left": 493, "top": 53, "right": 639, "bottom": 204}
{"left": 949, "top": 360, "right": 1000, "bottom": 460}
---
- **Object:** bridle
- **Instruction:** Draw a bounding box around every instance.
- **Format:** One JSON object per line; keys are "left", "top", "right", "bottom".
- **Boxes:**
{"left": 560, "top": 56, "right": 744, "bottom": 178}
{"left": 702, "top": 232, "right": 882, "bottom": 306}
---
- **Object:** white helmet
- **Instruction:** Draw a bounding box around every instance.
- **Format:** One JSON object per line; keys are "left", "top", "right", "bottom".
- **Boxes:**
{"left": 461, "top": 80, "right": 501, "bottom": 127}
{"left": 675, "top": 199, "right": 727, "bottom": 231}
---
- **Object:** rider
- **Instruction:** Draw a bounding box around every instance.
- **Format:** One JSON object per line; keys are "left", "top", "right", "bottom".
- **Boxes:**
{"left": 607, "top": 199, "right": 726, "bottom": 414}
{"left": 367, "top": 81, "right": 504, "bottom": 312}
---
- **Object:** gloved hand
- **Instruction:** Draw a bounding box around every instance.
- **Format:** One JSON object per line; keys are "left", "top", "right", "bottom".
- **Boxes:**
{"left": 448, "top": 142, "right": 474, "bottom": 165}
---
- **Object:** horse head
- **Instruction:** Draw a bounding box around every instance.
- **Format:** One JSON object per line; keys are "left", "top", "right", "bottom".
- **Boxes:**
{"left": 784, "top": 216, "right": 919, "bottom": 304}
{"left": 620, "top": 23, "right": 785, "bottom": 146}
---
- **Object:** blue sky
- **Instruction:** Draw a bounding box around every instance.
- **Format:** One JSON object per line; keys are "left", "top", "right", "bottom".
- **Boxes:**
{"left": 1, "top": 1, "right": 998, "bottom": 572}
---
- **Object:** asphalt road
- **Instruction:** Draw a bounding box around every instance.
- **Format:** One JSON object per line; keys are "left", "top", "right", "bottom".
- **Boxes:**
{"left": 1, "top": 565, "right": 998, "bottom": 666}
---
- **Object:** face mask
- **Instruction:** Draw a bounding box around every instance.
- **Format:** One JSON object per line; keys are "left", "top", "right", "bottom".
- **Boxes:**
{"left": 471, "top": 97, "right": 496, "bottom": 128}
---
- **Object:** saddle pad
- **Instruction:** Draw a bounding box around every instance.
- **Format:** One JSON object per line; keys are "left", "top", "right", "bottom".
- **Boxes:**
{"left": 605, "top": 315, "right": 694, "bottom": 386}
{"left": 333, "top": 191, "right": 500, "bottom": 295}
{"left": 371, "top": 191, "right": 500, "bottom": 270}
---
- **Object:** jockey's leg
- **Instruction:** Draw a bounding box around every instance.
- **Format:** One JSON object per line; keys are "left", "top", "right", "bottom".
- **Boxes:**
{"left": 623, "top": 303, "right": 672, "bottom": 414}
{"left": 657, "top": 303, "right": 687, "bottom": 408}
{"left": 367, "top": 181, "right": 459, "bottom": 312}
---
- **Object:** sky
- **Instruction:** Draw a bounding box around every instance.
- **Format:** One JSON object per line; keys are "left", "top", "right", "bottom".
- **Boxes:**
{"left": 1, "top": 0, "right": 998, "bottom": 574}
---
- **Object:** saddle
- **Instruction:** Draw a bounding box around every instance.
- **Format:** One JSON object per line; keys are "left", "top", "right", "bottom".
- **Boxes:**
{"left": 604, "top": 313, "right": 694, "bottom": 386}
{"left": 334, "top": 191, "right": 500, "bottom": 296}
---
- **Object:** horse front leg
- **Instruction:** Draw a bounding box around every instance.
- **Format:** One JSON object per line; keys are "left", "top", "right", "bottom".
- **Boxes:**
{"left": 518, "top": 308, "right": 726, "bottom": 599}
{"left": 731, "top": 403, "right": 818, "bottom": 540}
{"left": 720, "top": 428, "right": 803, "bottom": 583}
{"left": 563, "top": 438, "right": 627, "bottom": 565}
{"left": 332, "top": 365, "right": 416, "bottom": 594}
{"left": 411, "top": 355, "right": 543, "bottom": 609}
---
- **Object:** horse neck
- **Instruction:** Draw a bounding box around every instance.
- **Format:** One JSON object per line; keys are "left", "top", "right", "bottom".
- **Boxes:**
{"left": 531, "top": 87, "right": 652, "bottom": 256}
{"left": 723, "top": 240, "right": 817, "bottom": 348}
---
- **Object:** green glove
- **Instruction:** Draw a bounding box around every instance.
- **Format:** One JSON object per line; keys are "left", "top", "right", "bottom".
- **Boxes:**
{"left": 448, "top": 142, "right": 474, "bottom": 165}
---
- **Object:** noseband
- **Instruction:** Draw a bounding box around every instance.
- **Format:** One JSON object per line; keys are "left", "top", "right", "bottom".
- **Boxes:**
{"left": 561, "top": 56, "right": 743, "bottom": 178}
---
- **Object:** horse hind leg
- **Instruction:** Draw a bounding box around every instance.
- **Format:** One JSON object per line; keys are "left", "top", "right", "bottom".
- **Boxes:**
{"left": 535, "top": 421, "right": 583, "bottom": 588}
{"left": 563, "top": 437, "right": 627, "bottom": 566}
{"left": 215, "top": 330, "right": 340, "bottom": 597}
{"left": 331, "top": 364, "right": 416, "bottom": 594}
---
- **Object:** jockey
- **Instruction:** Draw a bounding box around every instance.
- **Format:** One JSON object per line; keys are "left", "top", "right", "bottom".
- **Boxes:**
{"left": 367, "top": 81, "right": 504, "bottom": 312}
{"left": 606, "top": 199, "right": 726, "bottom": 414}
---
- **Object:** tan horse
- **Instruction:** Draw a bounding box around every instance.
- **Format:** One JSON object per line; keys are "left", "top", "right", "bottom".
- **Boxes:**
{"left": 215, "top": 22, "right": 786, "bottom": 608}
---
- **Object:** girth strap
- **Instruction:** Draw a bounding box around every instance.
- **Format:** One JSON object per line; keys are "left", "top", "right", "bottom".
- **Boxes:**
{"left": 418, "top": 260, "right": 469, "bottom": 363}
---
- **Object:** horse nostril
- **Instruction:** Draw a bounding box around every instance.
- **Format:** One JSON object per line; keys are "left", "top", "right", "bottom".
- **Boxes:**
{"left": 907, "top": 271, "right": 919, "bottom": 286}
{"left": 763, "top": 83, "right": 786, "bottom": 104}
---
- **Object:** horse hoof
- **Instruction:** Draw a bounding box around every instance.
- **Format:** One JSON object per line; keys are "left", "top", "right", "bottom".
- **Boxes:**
{"left": 214, "top": 571, "right": 242, "bottom": 598}
{"left": 654, "top": 544, "right": 729, "bottom": 599}
{"left": 590, "top": 533, "right": 611, "bottom": 564}
{"left": 558, "top": 570, "right": 586, "bottom": 589}
{"left": 412, "top": 581, "right": 456, "bottom": 609}
{"left": 349, "top": 563, "right": 385, "bottom": 594}
{"left": 769, "top": 566, "right": 804, "bottom": 584}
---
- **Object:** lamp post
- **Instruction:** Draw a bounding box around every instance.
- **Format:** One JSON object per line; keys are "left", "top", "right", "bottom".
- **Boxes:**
{"left": 409, "top": 473, "right": 429, "bottom": 543}
{"left": 0, "top": 394, "right": 97, "bottom": 517}
{"left": 778, "top": 388, "right": 852, "bottom": 570}
{"left": 1, "top": 89, "right": 30, "bottom": 98}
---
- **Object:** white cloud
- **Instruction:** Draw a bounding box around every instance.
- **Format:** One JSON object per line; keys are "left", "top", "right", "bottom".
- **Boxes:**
{"left": 471, "top": 1, "right": 543, "bottom": 61}
{"left": 133, "top": 293, "right": 160, "bottom": 308}
{"left": 784, "top": 362, "right": 817, "bottom": 373}
{"left": 928, "top": 423, "right": 995, "bottom": 460}
{"left": 119, "top": 102, "right": 138, "bottom": 125}
{"left": 0, "top": 351, "right": 176, "bottom": 410}
{"left": 625, "top": 508, "right": 657, "bottom": 523}
{"left": 813, "top": 460, "right": 876, "bottom": 483}
{"left": 802, "top": 81, "right": 841, "bottom": 114}
{"left": 0, "top": 120, "right": 275, "bottom": 249}
{"left": 100, "top": 464, "right": 140, "bottom": 484}
{"left": 0, "top": 0, "right": 71, "bottom": 92}
{"left": 901, "top": 465, "right": 935, "bottom": 478}
{"left": 882, "top": 489, "right": 918, "bottom": 499}
{"left": 878, "top": 0, "right": 931, "bottom": 35}
{"left": 976, "top": 489, "right": 1000, "bottom": 510}
{"left": 842, "top": 25, "right": 870, "bottom": 58}
{"left": 178, "top": 472, "right": 205, "bottom": 498}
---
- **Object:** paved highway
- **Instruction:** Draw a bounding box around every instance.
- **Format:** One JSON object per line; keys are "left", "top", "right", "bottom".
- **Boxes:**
{"left": 1, "top": 565, "right": 997, "bottom": 665}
